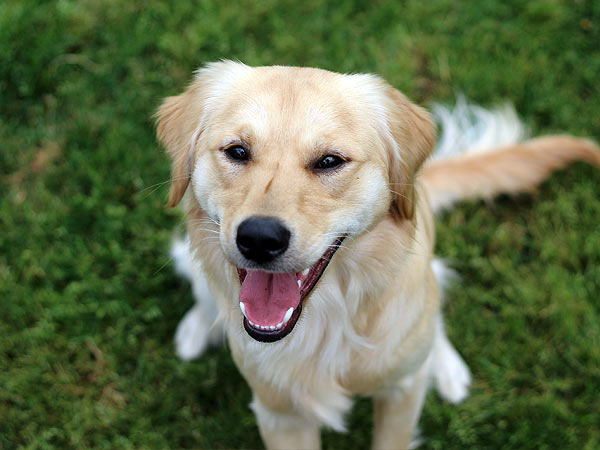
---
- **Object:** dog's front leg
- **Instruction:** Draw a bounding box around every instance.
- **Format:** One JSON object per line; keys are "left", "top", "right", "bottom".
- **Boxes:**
{"left": 251, "top": 395, "right": 321, "bottom": 450}
{"left": 371, "top": 363, "right": 429, "bottom": 450}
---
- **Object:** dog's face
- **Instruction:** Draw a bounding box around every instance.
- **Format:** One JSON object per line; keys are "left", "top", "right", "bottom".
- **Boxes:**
{"left": 156, "top": 62, "right": 435, "bottom": 342}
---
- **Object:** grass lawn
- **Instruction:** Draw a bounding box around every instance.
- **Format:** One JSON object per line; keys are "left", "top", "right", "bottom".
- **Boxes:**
{"left": 1, "top": 0, "right": 599, "bottom": 448}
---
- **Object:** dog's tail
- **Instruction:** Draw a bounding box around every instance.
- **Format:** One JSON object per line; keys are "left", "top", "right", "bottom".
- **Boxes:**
{"left": 423, "top": 97, "right": 600, "bottom": 213}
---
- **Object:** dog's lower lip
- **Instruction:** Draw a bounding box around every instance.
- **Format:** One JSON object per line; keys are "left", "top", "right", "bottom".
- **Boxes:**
{"left": 237, "top": 237, "right": 345, "bottom": 342}
{"left": 243, "top": 305, "right": 302, "bottom": 342}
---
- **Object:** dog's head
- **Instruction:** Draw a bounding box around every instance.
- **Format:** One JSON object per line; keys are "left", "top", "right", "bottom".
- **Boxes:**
{"left": 156, "top": 61, "right": 434, "bottom": 342}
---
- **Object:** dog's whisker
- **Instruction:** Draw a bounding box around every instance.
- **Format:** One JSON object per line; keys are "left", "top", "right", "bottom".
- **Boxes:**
{"left": 187, "top": 218, "right": 221, "bottom": 225}
{"left": 190, "top": 228, "right": 221, "bottom": 235}
{"left": 189, "top": 217, "right": 222, "bottom": 228}
{"left": 186, "top": 224, "right": 221, "bottom": 233}
{"left": 188, "top": 217, "right": 220, "bottom": 223}
{"left": 139, "top": 175, "right": 191, "bottom": 194}
{"left": 319, "top": 233, "right": 343, "bottom": 239}
{"left": 139, "top": 179, "right": 172, "bottom": 194}
{"left": 154, "top": 255, "right": 175, "bottom": 275}
{"left": 334, "top": 244, "right": 352, "bottom": 252}
{"left": 327, "top": 242, "right": 355, "bottom": 255}
{"left": 138, "top": 176, "right": 193, "bottom": 201}
{"left": 198, "top": 237, "right": 221, "bottom": 243}
{"left": 206, "top": 216, "right": 222, "bottom": 226}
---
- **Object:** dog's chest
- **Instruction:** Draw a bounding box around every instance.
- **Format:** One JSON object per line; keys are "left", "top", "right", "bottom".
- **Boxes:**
{"left": 341, "top": 332, "right": 434, "bottom": 395}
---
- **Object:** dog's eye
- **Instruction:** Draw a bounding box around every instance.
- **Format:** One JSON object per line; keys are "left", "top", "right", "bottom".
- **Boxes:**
{"left": 224, "top": 145, "right": 250, "bottom": 162}
{"left": 314, "top": 154, "right": 345, "bottom": 171}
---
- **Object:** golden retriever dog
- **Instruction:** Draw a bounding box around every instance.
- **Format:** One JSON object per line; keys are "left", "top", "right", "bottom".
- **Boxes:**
{"left": 156, "top": 61, "right": 599, "bottom": 449}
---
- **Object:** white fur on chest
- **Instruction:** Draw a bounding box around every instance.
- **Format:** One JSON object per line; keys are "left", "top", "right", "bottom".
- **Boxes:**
{"left": 222, "top": 264, "right": 432, "bottom": 431}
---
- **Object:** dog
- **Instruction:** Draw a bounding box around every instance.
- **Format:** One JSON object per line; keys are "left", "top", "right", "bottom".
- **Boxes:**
{"left": 155, "top": 61, "right": 600, "bottom": 449}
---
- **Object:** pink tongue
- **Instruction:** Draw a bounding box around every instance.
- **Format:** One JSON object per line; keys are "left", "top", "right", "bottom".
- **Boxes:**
{"left": 239, "top": 271, "right": 300, "bottom": 326}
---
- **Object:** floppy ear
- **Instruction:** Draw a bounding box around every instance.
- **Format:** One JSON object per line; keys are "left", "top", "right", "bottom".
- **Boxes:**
{"left": 384, "top": 87, "right": 436, "bottom": 221}
{"left": 155, "top": 81, "right": 204, "bottom": 207}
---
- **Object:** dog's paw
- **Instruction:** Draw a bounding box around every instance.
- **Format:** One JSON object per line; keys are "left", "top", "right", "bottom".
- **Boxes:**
{"left": 433, "top": 340, "right": 471, "bottom": 404}
{"left": 175, "top": 304, "right": 212, "bottom": 361}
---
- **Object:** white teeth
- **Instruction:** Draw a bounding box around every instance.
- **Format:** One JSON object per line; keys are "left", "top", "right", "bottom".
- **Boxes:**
{"left": 283, "top": 307, "right": 294, "bottom": 325}
{"left": 302, "top": 268, "right": 309, "bottom": 276}
{"left": 297, "top": 279, "right": 301, "bottom": 288}
{"left": 245, "top": 307, "right": 293, "bottom": 331}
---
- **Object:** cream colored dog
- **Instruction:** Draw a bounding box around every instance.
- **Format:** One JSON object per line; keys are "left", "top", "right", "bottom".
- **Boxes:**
{"left": 156, "top": 61, "right": 599, "bottom": 449}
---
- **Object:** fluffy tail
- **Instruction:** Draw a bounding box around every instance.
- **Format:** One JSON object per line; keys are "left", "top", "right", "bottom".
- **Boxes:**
{"left": 423, "top": 98, "right": 600, "bottom": 213}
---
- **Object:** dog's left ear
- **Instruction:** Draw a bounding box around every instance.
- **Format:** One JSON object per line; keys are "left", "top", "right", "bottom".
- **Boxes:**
{"left": 383, "top": 87, "right": 436, "bottom": 221}
{"left": 155, "top": 81, "right": 204, "bottom": 207}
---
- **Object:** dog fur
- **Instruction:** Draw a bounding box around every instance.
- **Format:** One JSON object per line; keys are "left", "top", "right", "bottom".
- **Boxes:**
{"left": 156, "top": 61, "right": 600, "bottom": 449}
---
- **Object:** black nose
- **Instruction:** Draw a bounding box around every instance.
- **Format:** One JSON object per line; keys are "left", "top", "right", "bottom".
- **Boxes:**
{"left": 236, "top": 216, "right": 291, "bottom": 264}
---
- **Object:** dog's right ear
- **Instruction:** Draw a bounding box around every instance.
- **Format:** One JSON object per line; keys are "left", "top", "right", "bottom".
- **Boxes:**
{"left": 155, "top": 81, "right": 204, "bottom": 207}
{"left": 383, "top": 87, "right": 436, "bottom": 221}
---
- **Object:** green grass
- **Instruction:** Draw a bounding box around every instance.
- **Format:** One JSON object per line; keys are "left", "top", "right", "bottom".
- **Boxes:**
{"left": 1, "top": 0, "right": 599, "bottom": 448}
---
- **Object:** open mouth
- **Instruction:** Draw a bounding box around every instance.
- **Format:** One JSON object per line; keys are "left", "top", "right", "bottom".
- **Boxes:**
{"left": 237, "top": 237, "right": 345, "bottom": 342}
